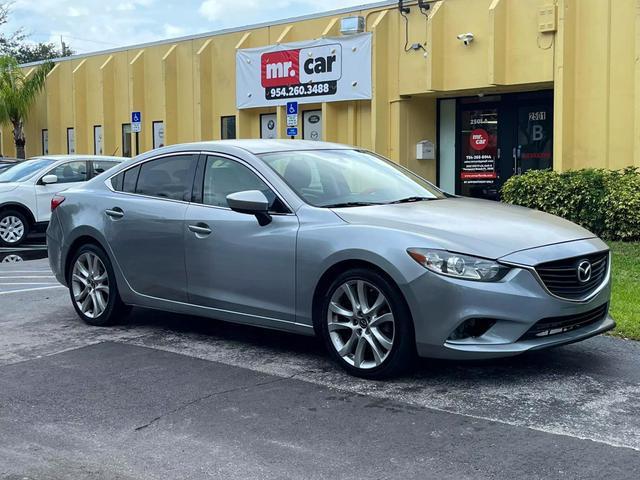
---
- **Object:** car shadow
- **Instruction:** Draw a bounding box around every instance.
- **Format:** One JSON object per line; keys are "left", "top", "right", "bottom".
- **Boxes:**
{"left": 123, "top": 306, "right": 617, "bottom": 384}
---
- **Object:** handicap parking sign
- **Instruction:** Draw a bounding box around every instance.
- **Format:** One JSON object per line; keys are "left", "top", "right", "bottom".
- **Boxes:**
{"left": 286, "top": 101, "right": 298, "bottom": 115}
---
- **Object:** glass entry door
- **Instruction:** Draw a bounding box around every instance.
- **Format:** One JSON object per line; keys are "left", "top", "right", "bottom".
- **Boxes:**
{"left": 458, "top": 106, "right": 500, "bottom": 199}
{"left": 455, "top": 91, "right": 553, "bottom": 200}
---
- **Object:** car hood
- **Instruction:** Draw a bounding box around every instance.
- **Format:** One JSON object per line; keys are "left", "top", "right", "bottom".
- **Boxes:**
{"left": 0, "top": 182, "right": 19, "bottom": 194}
{"left": 331, "top": 197, "right": 595, "bottom": 259}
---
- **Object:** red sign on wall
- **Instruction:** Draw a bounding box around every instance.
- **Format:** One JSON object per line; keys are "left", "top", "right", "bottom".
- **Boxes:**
{"left": 261, "top": 50, "right": 300, "bottom": 87}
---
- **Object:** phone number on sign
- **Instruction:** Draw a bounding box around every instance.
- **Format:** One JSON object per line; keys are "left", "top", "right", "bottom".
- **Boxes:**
{"left": 265, "top": 82, "right": 337, "bottom": 100}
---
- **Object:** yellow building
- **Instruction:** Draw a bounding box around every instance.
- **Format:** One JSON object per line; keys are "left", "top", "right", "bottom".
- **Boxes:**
{"left": 5, "top": 0, "right": 640, "bottom": 199}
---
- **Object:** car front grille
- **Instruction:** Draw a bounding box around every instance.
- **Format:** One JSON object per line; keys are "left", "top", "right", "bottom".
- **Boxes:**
{"left": 520, "top": 303, "right": 608, "bottom": 340}
{"left": 535, "top": 251, "right": 609, "bottom": 300}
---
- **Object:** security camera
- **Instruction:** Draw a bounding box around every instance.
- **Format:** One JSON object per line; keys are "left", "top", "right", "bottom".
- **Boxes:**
{"left": 457, "top": 33, "right": 474, "bottom": 46}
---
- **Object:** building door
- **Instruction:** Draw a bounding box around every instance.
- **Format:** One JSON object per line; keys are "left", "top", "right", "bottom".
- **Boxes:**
{"left": 454, "top": 91, "right": 553, "bottom": 200}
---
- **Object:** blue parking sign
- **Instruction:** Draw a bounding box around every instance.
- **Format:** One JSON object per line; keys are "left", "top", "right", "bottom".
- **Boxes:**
{"left": 131, "top": 111, "right": 141, "bottom": 123}
{"left": 286, "top": 101, "right": 298, "bottom": 115}
{"left": 287, "top": 127, "right": 298, "bottom": 137}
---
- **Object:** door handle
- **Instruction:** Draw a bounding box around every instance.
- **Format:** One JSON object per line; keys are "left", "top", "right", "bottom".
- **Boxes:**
{"left": 188, "top": 223, "right": 212, "bottom": 236}
{"left": 105, "top": 208, "right": 124, "bottom": 219}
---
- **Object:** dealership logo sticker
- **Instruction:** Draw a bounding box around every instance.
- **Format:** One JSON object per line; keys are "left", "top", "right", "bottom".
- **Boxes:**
{"left": 470, "top": 129, "right": 489, "bottom": 151}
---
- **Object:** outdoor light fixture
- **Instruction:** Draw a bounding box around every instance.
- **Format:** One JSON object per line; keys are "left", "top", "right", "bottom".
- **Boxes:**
{"left": 457, "top": 33, "right": 475, "bottom": 46}
{"left": 340, "top": 16, "right": 365, "bottom": 35}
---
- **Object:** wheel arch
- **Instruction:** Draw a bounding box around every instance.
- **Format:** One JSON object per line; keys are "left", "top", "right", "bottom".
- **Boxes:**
{"left": 311, "top": 258, "right": 414, "bottom": 337}
{"left": 63, "top": 233, "right": 111, "bottom": 283}
{"left": 0, "top": 202, "right": 36, "bottom": 226}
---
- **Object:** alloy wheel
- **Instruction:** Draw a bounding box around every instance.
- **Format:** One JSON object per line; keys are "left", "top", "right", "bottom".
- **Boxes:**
{"left": 0, "top": 215, "right": 25, "bottom": 244}
{"left": 327, "top": 279, "right": 395, "bottom": 369}
{"left": 71, "top": 252, "right": 110, "bottom": 319}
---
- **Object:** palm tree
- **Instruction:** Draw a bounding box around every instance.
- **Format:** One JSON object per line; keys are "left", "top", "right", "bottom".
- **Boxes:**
{"left": 0, "top": 56, "right": 52, "bottom": 159}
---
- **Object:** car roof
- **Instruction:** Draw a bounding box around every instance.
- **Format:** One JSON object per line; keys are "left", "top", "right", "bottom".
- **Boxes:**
{"left": 29, "top": 155, "right": 126, "bottom": 162}
{"left": 161, "top": 139, "right": 355, "bottom": 155}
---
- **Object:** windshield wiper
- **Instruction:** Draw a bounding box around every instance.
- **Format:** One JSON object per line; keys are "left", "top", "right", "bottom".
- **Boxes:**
{"left": 323, "top": 201, "right": 382, "bottom": 208}
{"left": 387, "top": 196, "right": 432, "bottom": 204}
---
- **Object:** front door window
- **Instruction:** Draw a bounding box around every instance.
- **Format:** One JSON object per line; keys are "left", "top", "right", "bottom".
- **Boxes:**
{"left": 517, "top": 105, "right": 553, "bottom": 175}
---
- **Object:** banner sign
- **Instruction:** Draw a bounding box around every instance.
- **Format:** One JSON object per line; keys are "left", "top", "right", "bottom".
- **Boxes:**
{"left": 236, "top": 33, "right": 372, "bottom": 109}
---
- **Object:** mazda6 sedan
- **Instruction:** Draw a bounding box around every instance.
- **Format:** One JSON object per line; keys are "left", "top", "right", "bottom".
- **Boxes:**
{"left": 47, "top": 140, "right": 615, "bottom": 378}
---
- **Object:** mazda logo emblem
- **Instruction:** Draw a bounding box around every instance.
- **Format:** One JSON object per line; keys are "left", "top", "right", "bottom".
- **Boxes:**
{"left": 577, "top": 260, "right": 592, "bottom": 283}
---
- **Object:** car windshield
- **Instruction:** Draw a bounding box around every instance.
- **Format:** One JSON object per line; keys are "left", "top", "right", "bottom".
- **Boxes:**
{"left": 259, "top": 149, "right": 445, "bottom": 207}
{"left": 0, "top": 159, "right": 54, "bottom": 183}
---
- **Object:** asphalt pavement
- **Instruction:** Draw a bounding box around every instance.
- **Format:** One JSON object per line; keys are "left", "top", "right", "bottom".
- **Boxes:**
{"left": 1, "top": 247, "right": 639, "bottom": 479}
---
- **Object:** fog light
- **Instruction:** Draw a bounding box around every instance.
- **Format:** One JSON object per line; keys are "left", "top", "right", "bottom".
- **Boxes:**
{"left": 448, "top": 318, "right": 496, "bottom": 341}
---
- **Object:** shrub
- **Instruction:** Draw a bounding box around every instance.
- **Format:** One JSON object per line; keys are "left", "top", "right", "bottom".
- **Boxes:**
{"left": 501, "top": 167, "right": 640, "bottom": 241}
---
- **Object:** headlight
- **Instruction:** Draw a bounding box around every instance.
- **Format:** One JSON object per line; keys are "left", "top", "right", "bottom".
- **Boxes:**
{"left": 407, "top": 248, "right": 510, "bottom": 282}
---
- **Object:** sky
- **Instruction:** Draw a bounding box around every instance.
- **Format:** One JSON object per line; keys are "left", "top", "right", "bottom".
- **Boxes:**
{"left": 3, "top": 0, "right": 381, "bottom": 56}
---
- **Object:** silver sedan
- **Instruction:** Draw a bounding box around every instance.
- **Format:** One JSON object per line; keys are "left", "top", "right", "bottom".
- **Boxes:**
{"left": 47, "top": 140, "right": 615, "bottom": 378}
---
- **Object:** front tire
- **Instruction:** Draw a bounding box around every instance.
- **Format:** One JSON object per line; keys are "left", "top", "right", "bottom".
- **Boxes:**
{"left": 68, "top": 244, "right": 130, "bottom": 326}
{"left": 319, "top": 268, "right": 415, "bottom": 379}
{"left": 0, "top": 210, "right": 29, "bottom": 247}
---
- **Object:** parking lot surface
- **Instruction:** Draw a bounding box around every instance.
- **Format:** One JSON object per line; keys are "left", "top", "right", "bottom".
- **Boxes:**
{"left": 1, "top": 251, "right": 639, "bottom": 479}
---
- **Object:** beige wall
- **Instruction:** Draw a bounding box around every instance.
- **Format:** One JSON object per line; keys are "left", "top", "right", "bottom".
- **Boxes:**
{"left": 5, "top": 0, "right": 639, "bottom": 179}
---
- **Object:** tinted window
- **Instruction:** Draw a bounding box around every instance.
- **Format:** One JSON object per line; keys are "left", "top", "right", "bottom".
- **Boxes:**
{"left": 92, "top": 160, "right": 118, "bottom": 177}
{"left": 203, "top": 156, "right": 284, "bottom": 212}
{"left": 48, "top": 161, "right": 87, "bottom": 184}
{"left": 136, "top": 155, "right": 195, "bottom": 201}
{"left": 221, "top": 116, "right": 236, "bottom": 140}
{"left": 123, "top": 166, "right": 140, "bottom": 193}
{"left": 111, "top": 171, "right": 124, "bottom": 191}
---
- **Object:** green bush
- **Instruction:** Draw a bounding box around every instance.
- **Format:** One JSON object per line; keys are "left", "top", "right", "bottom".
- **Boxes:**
{"left": 501, "top": 167, "right": 640, "bottom": 241}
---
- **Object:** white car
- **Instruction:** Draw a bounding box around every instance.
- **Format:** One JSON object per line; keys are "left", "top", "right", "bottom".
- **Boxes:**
{"left": 0, "top": 155, "right": 124, "bottom": 247}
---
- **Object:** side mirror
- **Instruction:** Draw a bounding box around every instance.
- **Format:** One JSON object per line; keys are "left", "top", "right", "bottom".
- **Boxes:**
{"left": 41, "top": 174, "right": 58, "bottom": 185}
{"left": 226, "top": 190, "right": 272, "bottom": 226}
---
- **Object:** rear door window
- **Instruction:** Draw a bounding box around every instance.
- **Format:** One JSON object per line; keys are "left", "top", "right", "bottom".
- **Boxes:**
{"left": 135, "top": 155, "right": 197, "bottom": 201}
{"left": 91, "top": 160, "right": 119, "bottom": 177}
{"left": 122, "top": 166, "right": 140, "bottom": 193}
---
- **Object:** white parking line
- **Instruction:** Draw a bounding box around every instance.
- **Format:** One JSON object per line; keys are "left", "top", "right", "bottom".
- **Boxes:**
{"left": 0, "top": 285, "right": 65, "bottom": 295}
{"left": 0, "top": 276, "right": 56, "bottom": 279}
{"left": 0, "top": 271, "right": 53, "bottom": 274}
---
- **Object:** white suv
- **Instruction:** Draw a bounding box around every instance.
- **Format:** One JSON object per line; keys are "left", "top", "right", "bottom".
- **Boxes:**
{"left": 0, "top": 155, "right": 124, "bottom": 246}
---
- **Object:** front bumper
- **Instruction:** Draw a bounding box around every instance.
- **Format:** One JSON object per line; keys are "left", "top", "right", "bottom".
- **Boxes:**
{"left": 402, "top": 238, "right": 615, "bottom": 360}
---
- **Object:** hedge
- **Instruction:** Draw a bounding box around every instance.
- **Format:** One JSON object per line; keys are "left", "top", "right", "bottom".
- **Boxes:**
{"left": 501, "top": 167, "right": 640, "bottom": 241}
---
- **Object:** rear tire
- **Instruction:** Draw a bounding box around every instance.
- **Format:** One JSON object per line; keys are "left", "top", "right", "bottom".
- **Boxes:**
{"left": 0, "top": 210, "right": 29, "bottom": 247}
{"left": 318, "top": 268, "right": 415, "bottom": 379}
{"left": 68, "top": 244, "right": 130, "bottom": 326}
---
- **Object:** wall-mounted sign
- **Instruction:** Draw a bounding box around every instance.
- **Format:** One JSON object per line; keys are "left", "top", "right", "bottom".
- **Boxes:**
{"left": 236, "top": 33, "right": 372, "bottom": 109}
